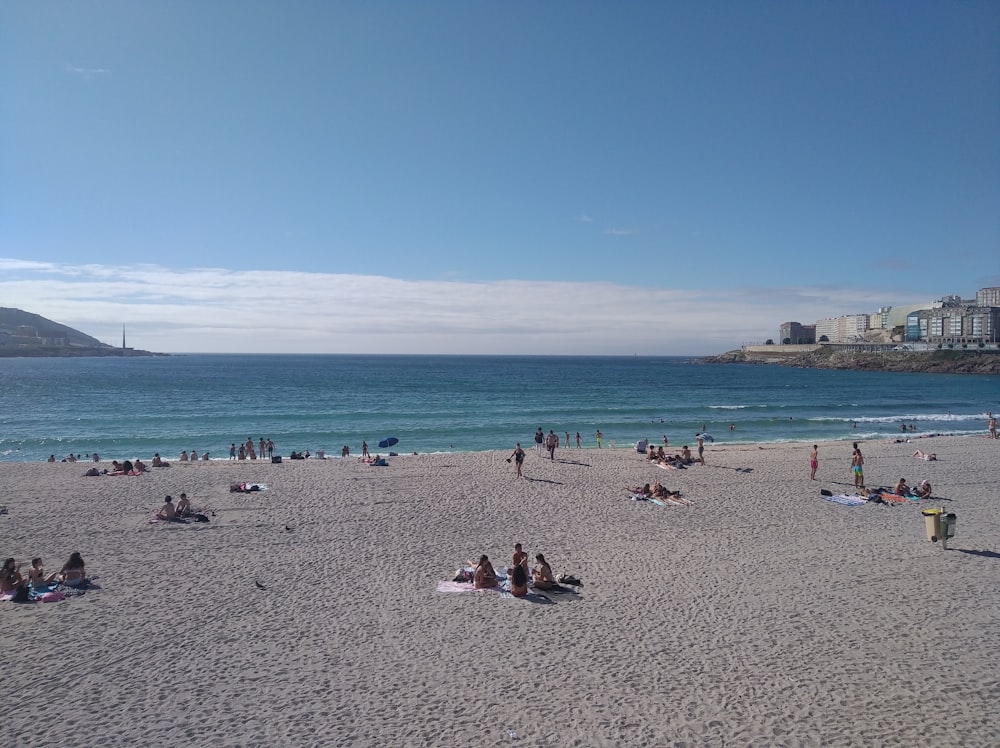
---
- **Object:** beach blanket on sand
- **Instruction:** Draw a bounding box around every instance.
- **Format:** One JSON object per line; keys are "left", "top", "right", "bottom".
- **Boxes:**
{"left": 230, "top": 482, "right": 267, "bottom": 493}
{"left": 821, "top": 493, "right": 868, "bottom": 507}
{"left": 435, "top": 580, "right": 503, "bottom": 594}
{"left": 878, "top": 493, "right": 918, "bottom": 505}
{"left": 632, "top": 493, "right": 692, "bottom": 507}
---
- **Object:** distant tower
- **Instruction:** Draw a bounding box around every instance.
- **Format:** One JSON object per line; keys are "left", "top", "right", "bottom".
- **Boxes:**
{"left": 122, "top": 324, "right": 126, "bottom": 353}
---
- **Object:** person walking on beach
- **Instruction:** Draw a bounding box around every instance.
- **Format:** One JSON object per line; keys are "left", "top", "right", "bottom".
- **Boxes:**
{"left": 229, "top": 443, "right": 236, "bottom": 460}
{"left": 545, "top": 430, "right": 558, "bottom": 461}
{"left": 989, "top": 413, "right": 997, "bottom": 439}
{"left": 851, "top": 444, "right": 864, "bottom": 489}
{"left": 267, "top": 439, "right": 274, "bottom": 458}
{"left": 258, "top": 438, "right": 266, "bottom": 461}
{"left": 509, "top": 443, "right": 525, "bottom": 478}
{"left": 565, "top": 432, "right": 570, "bottom": 449}
{"left": 695, "top": 435, "right": 706, "bottom": 465}
{"left": 534, "top": 427, "right": 545, "bottom": 455}
{"left": 575, "top": 432, "right": 581, "bottom": 448}
{"left": 595, "top": 429, "right": 603, "bottom": 448}
{"left": 809, "top": 445, "right": 818, "bottom": 480}
{"left": 362, "top": 441, "right": 369, "bottom": 458}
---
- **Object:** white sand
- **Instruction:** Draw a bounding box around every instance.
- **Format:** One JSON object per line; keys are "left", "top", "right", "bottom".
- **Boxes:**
{"left": 2, "top": 436, "right": 999, "bottom": 747}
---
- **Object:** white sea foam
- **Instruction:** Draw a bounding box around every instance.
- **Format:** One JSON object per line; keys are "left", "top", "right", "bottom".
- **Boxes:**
{"left": 808, "top": 413, "right": 988, "bottom": 424}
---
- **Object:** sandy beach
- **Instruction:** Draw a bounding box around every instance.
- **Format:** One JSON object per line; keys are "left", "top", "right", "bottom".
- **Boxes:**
{"left": 2, "top": 435, "right": 999, "bottom": 747}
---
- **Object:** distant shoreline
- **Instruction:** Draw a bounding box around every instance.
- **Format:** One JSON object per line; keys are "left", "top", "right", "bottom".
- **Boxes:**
{"left": 702, "top": 347, "right": 1000, "bottom": 375}
{"left": 0, "top": 347, "right": 167, "bottom": 358}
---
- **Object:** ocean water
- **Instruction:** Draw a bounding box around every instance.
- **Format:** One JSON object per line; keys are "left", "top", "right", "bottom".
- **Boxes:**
{"left": 0, "top": 355, "right": 996, "bottom": 462}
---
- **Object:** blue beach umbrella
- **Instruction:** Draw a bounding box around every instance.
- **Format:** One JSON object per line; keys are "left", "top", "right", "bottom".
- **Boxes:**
{"left": 378, "top": 437, "right": 399, "bottom": 449}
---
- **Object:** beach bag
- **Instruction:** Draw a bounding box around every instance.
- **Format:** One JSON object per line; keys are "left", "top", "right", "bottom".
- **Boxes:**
{"left": 192, "top": 513, "right": 209, "bottom": 523}
{"left": 12, "top": 583, "right": 31, "bottom": 603}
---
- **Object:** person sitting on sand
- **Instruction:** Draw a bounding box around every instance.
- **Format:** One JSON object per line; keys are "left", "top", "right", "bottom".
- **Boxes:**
{"left": 47, "top": 454, "right": 56, "bottom": 463}
{"left": 509, "top": 564, "right": 528, "bottom": 597}
{"left": 151, "top": 453, "right": 169, "bottom": 467}
{"left": 473, "top": 555, "right": 498, "bottom": 589}
{"left": 912, "top": 450, "right": 937, "bottom": 461}
{"left": 179, "top": 451, "right": 188, "bottom": 462}
{"left": 680, "top": 446, "right": 693, "bottom": 465}
{"left": 1, "top": 558, "right": 24, "bottom": 594}
{"left": 894, "top": 478, "right": 910, "bottom": 496}
{"left": 532, "top": 553, "right": 556, "bottom": 590}
{"left": 915, "top": 480, "right": 933, "bottom": 499}
{"left": 156, "top": 495, "right": 177, "bottom": 520}
{"left": 27, "top": 558, "right": 49, "bottom": 589}
{"left": 134, "top": 458, "right": 148, "bottom": 473}
{"left": 511, "top": 543, "right": 529, "bottom": 574}
{"left": 53, "top": 552, "right": 86, "bottom": 587}
{"left": 175, "top": 492, "right": 193, "bottom": 517}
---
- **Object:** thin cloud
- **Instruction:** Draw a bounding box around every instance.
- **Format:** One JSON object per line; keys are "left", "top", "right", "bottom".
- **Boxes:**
{"left": 603, "top": 228, "right": 634, "bottom": 236}
{"left": 65, "top": 64, "right": 111, "bottom": 75}
{"left": 578, "top": 214, "right": 594, "bottom": 223}
{"left": 0, "top": 259, "right": 923, "bottom": 355}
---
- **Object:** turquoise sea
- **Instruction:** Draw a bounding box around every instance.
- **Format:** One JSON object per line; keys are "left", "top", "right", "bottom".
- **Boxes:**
{"left": 0, "top": 355, "right": 996, "bottom": 462}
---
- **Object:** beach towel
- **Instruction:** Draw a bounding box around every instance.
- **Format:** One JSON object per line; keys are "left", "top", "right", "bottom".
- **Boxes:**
{"left": 821, "top": 493, "right": 868, "bottom": 507}
{"left": 878, "top": 493, "right": 917, "bottom": 505}
{"left": 435, "top": 580, "right": 502, "bottom": 593}
{"left": 230, "top": 482, "right": 267, "bottom": 493}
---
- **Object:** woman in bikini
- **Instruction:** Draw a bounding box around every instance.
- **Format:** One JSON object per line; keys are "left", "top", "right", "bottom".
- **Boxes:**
{"left": 509, "top": 564, "right": 528, "bottom": 597}
{"left": 532, "top": 553, "right": 555, "bottom": 590}
{"left": 1, "top": 558, "right": 24, "bottom": 594}
{"left": 473, "top": 555, "right": 498, "bottom": 589}
{"left": 53, "top": 552, "right": 86, "bottom": 587}
{"left": 27, "top": 558, "right": 48, "bottom": 589}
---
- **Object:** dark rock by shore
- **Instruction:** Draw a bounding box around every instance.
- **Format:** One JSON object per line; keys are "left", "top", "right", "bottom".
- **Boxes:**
{"left": 702, "top": 347, "right": 1000, "bottom": 375}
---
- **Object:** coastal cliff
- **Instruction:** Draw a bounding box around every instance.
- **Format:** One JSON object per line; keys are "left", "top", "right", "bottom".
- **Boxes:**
{"left": 703, "top": 346, "right": 1000, "bottom": 375}
{"left": 0, "top": 307, "right": 165, "bottom": 357}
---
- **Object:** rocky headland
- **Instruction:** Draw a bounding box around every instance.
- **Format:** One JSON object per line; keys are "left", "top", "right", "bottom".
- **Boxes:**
{"left": 703, "top": 346, "right": 1000, "bottom": 375}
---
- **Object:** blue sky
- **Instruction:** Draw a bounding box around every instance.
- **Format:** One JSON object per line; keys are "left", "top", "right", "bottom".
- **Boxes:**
{"left": 2, "top": 1, "right": 998, "bottom": 354}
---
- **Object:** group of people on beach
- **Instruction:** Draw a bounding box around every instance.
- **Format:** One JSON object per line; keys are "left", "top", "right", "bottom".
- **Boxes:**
{"left": 808, "top": 442, "right": 936, "bottom": 500}
{"left": 227, "top": 437, "right": 275, "bottom": 461}
{"left": 154, "top": 491, "right": 208, "bottom": 522}
{"left": 626, "top": 482, "right": 684, "bottom": 502}
{"left": 2, "top": 553, "right": 86, "bottom": 601}
{"left": 472, "top": 545, "right": 557, "bottom": 597}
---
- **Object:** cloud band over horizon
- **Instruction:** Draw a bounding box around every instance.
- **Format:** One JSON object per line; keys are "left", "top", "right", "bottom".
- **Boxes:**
{"left": 0, "top": 259, "right": 927, "bottom": 355}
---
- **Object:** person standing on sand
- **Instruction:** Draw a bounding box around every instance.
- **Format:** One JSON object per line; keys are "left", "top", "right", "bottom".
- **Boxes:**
{"left": 267, "top": 439, "right": 274, "bottom": 459}
{"left": 258, "top": 438, "right": 266, "bottom": 460}
{"left": 229, "top": 443, "right": 236, "bottom": 460}
{"left": 509, "top": 443, "right": 525, "bottom": 478}
{"left": 545, "top": 430, "right": 558, "bottom": 461}
{"left": 989, "top": 414, "right": 997, "bottom": 439}
{"left": 851, "top": 444, "right": 864, "bottom": 489}
{"left": 362, "top": 441, "right": 369, "bottom": 458}
{"left": 565, "top": 432, "right": 570, "bottom": 450}
{"left": 595, "top": 429, "right": 602, "bottom": 448}
{"left": 575, "top": 432, "right": 581, "bottom": 448}
{"left": 809, "top": 445, "right": 818, "bottom": 480}
{"left": 695, "top": 435, "right": 706, "bottom": 465}
{"left": 534, "top": 427, "right": 544, "bottom": 455}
